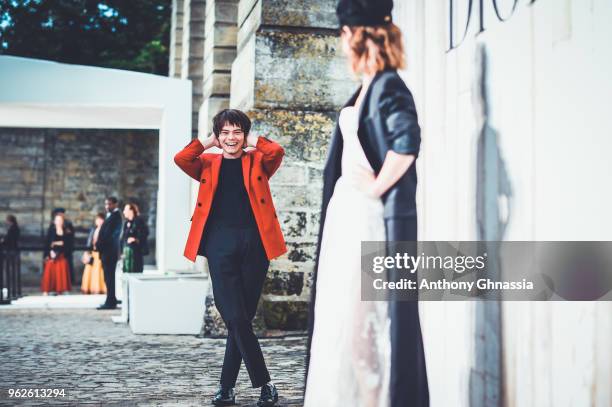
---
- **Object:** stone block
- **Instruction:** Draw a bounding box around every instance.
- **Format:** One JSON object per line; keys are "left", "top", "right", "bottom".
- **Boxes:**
{"left": 238, "top": 0, "right": 337, "bottom": 33}
{"left": 203, "top": 72, "right": 232, "bottom": 98}
{"left": 190, "top": 0, "right": 207, "bottom": 21}
{"left": 246, "top": 109, "right": 336, "bottom": 163}
{"left": 206, "top": 0, "right": 239, "bottom": 25}
{"left": 284, "top": 241, "right": 317, "bottom": 263}
{"left": 277, "top": 211, "right": 308, "bottom": 239}
{"left": 188, "top": 58, "right": 204, "bottom": 80}
{"left": 262, "top": 299, "right": 309, "bottom": 330}
{"left": 188, "top": 21, "right": 206, "bottom": 39}
{"left": 204, "top": 24, "right": 239, "bottom": 55}
{"left": 271, "top": 185, "right": 321, "bottom": 210}
{"left": 229, "top": 35, "right": 256, "bottom": 108}
{"left": 232, "top": 30, "right": 356, "bottom": 111}
{"left": 263, "top": 269, "right": 305, "bottom": 296}
{"left": 199, "top": 97, "right": 230, "bottom": 135}
{"left": 203, "top": 47, "right": 237, "bottom": 76}
{"left": 268, "top": 162, "right": 308, "bottom": 186}
{"left": 188, "top": 38, "right": 205, "bottom": 59}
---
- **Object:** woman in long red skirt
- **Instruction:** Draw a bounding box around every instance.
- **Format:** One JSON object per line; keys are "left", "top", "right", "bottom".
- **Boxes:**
{"left": 41, "top": 212, "right": 72, "bottom": 295}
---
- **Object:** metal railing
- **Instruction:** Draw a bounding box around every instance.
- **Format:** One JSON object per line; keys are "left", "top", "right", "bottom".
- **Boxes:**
{"left": 0, "top": 247, "right": 21, "bottom": 304}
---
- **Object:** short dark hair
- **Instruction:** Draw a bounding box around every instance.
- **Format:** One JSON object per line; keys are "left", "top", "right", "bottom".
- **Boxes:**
{"left": 95, "top": 212, "right": 105, "bottom": 220}
{"left": 212, "top": 109, "right": 251, "bottom": 137}
{"left": 106, "top": 196, "right": 118, "bottom": 204}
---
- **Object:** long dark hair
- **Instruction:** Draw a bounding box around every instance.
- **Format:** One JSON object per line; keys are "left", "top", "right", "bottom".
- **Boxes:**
{"left": 6, "top": 215, "right": 17, "bottom": 226}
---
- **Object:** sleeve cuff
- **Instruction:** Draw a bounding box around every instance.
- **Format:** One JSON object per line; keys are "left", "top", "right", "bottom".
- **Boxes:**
{"left": 390, "top": 137, "right": 420, "bottom": 157}
{"left": 255, "top": 136, "right": 271, "bottom": 149}
{"left": 185, "top": 138, "right": 206, "bottom": 153}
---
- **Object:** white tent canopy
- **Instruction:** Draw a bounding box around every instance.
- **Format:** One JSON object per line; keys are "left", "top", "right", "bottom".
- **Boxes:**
{"left": 0, "top": 55, "right": 194, "bottom": 273}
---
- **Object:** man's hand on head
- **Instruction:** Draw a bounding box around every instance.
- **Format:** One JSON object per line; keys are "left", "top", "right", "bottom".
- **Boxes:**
{"left": 204, "top": 133, "right": 221, "bottom": 149}
{"left": 246, "top": 132, "right": 260, "bottom": 148}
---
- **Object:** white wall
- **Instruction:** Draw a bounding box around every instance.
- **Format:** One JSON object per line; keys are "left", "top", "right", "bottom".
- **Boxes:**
{"left": 0, "top": 56, "right": 194, "bottom": 274}
{"left": 395, "top": 1, "right": 612, "bottom": 405}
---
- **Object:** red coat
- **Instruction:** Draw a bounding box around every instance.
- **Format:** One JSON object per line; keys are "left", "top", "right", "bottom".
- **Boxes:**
{"left": 173, "top": 136, "right": 287, "bottom": 262}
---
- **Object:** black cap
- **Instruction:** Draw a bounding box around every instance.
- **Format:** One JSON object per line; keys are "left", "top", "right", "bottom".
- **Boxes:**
{"left": 336, "top": 0, "right": 393, "bottom": 27}
{"left": 52, "top": 207, "right": 66, "bottom": 215}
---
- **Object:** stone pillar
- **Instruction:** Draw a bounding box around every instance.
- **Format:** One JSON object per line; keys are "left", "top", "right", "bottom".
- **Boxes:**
{"left": 230, "top": 0, "right": 356, "bottom": 331}
{"left": 169, "top": 0, "right": 185, "bottom": 78}
{"left": 199, "top": 0, "right": 239, "bottom": 136}
{"left": 180, "top": 0, "right": 206, "bottom": 137}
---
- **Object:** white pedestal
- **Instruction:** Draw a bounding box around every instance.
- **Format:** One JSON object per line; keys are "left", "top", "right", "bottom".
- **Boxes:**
{"left": 127, "top": 273, "right": 208, "bottom": 335}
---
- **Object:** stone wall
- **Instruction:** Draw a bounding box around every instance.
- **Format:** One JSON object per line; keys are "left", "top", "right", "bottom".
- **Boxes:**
{"left": 0, "top": 128, "right": 159, "bottom": 278}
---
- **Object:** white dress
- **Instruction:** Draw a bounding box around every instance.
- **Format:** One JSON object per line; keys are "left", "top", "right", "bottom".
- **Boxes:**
{"left": 304, "top": 106, "right": 391, "bottom": 407}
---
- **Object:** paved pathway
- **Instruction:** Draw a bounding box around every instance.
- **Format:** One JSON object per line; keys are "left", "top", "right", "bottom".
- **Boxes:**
{"left": 0, "top": 304, "right": 306, "bottom": 406}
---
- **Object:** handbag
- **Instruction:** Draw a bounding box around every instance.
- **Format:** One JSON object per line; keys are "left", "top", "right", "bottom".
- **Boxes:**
{"left": 81, "top": 251, "right": 93, "bottom": 265}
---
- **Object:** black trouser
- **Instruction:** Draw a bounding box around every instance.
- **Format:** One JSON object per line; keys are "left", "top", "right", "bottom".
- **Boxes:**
{"left": 385, "top": 217, "right": 430, "bottom": 407}
{"left": 100, "top": 253, "right": 118, "bottom": 306}
{"left": 202, "top": 223, "right": 271, "bottom": 389}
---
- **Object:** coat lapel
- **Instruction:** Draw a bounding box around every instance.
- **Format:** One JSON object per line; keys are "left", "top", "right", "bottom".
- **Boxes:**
{"left": 324, "top": 87, "right": 361, "bottom": 172}
{"left": 356, "top": 71, "right": 385, "bottom": 172}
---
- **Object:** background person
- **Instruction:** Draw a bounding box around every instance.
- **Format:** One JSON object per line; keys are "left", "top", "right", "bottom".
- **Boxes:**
{"left": 120, "top": 202, "right": 149, "bottom": 274}
{"left": 305, "top": 1, "right": 429, "bottom": 406}
{"left": 0, "top": 214, "right": 20, "bottom": 251}
{"left": 49, "top": 208, "right": 75, "bottom": 284}
{"left": 41, "top": 212, "right": 72, "bottom": 295}
{"left": 96, "top": 196, "right": 122, "bottom": 310}
{"left": 81, "top": 213, "right": 107, "bottom": 294}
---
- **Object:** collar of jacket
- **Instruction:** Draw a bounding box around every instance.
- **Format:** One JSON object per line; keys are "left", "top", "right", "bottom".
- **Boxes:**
{"left": 346, "top": 67, "right": 396, "bottom": 124}
{"left": 210, "top": 152, "right": 252, "bottom": 197}
{"left": 326, "top": 68, "right": 397, "bottom": 176}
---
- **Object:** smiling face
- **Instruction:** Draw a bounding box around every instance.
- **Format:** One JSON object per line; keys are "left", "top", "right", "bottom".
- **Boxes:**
{"left": 217, "top": 122, "right": 246, "bottom": 158}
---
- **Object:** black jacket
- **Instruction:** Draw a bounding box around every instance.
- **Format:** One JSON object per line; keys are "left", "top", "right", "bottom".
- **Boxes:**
{"left": 306, "top": 68, "right": 422, "bottom": 390}
{"left": 120, "top": 216, "right": 149, "bottom": 255}
{"left": 43, "top": 225, "right": 72, "bottom": 258}
{"left": 97, "top": 209, "right": 123, "bottom": 258}
{"left": 1, "top": 223, "right": 20, "bottom": 250}
{"left": 321, "top": 68, "right": 421, "bottom": 222}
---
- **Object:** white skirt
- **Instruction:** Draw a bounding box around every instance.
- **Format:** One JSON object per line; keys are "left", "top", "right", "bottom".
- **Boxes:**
{"left": 304, "top": 176, "right": 391, "bottom": 407}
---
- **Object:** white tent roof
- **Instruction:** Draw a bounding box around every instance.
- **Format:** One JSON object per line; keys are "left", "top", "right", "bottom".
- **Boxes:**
{"left": 0, "top": 55, "right": 194, "bottom": 272}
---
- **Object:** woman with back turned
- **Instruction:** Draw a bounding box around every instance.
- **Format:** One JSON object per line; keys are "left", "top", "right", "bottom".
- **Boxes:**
{"left": 304, "top": 1, "right": 429, "bottom": 406}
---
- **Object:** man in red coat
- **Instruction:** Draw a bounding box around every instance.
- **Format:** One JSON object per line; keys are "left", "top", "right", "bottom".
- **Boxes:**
{"left": 174, "top": 109, "right": 286, "bottom": 407}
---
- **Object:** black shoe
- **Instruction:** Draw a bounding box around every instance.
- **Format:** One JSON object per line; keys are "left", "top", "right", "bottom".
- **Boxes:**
{"left": 96, "top": 303, "right": 117, "bottom": 310}
{"left": 116, "top": 300, "right": 122, "bottom": 305}
{"left": 257, "top": 382, "right": 278, "bottom": 407}
{"left": 212, "top": 387, "right": 235, "bottom": 406}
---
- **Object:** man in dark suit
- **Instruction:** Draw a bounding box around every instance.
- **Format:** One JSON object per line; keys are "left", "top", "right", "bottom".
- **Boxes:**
{"left": 96, "top": 196, "right": 123, "bottom": 310}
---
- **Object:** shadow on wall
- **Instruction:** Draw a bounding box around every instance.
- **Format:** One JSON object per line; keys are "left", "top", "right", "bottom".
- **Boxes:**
{"left": 470, "top": 42, "right": 513, "bottom": 407}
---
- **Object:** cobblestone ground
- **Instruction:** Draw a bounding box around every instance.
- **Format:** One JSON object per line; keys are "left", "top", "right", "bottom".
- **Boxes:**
{"left": 0, "top": 308, "right": 306, "bottom": 406}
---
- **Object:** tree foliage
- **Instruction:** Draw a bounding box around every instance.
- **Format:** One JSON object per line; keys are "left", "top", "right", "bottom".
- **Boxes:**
{"left": 0, "top": 0, "right": 171, "bottom": 75}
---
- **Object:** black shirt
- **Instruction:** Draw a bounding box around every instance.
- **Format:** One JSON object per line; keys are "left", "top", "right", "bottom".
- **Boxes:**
{"left": 207, "top": 157, "right": 257, "bottom": 228}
